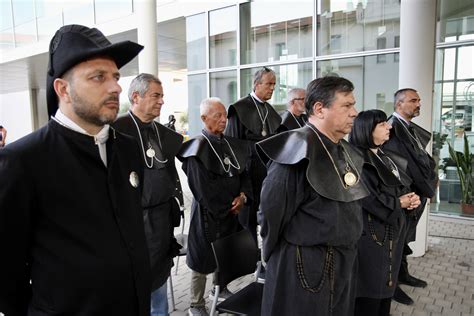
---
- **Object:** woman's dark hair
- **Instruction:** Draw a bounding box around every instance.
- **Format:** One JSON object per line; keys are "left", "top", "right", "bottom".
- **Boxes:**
{"left": 349, "top": 109, "right": 388, "bottom": 149}
{"left": 304, "top": 76, "right": 354, "bottom": 115}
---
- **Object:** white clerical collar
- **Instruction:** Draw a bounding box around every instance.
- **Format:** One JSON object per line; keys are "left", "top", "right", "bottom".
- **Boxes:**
{"left": 250, "top": 91, "right": 265, "bottom": 104}
{"left": 392, "top": 112, "right": 411, "bottom": 126}
{"left": 54, "top": 109, "right": 110, "bottom": 166}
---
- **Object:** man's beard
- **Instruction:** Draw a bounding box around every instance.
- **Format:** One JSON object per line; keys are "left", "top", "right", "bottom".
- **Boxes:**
{"left": 70, "top": 89, "right": 118, "bottom": 127}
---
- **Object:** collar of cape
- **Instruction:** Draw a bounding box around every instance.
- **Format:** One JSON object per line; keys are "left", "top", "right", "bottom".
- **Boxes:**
{"left": 256, "top": 123, "right": 369, "bottom": 202}
{"left": 362, "top": 148, "right": 411, "bottom": 187}
{"left": 114, "top": 112, "right": 183, "bottom": 165}
{"left": 388, "top": 115, "right": 432, "bottom": 149}
{"left": 177, "top": 130, "right": 249, "bottom": 176}
{"left": 227, "top": 95, "right": 282, "bottom": 136}
{"left": 280, "top": 110, "right": 308, "bottom": 130}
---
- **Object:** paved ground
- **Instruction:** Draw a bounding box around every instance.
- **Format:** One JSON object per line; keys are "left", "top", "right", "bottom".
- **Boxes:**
{"left": 169, "top": 164, "right": 474, "bottom": 315}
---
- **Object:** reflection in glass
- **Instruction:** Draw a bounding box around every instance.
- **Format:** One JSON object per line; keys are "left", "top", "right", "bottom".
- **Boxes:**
{"left": 317, "top": 54, "right": 399, "bottom": 114}
{"left": 457, "top": 46, "right": 474, "bottom": 80}
{"left": 317, "top": 0, "right": 400, "bottom": 55}
{"left": 187, "top": 74, "right": 207, "bottom": 137}
{"left": 209, "top": 6, "right": 237, "bottom": 68}
{"left": 210, "top": 70, "right": 237, "bottom": 107}
{"left": 186, "top": 13, "right": 206, "bottom": 71}
{"left": 240, "top": 2, "right": 312, "bottom": 65}
{"left": 0, "top": 28, "right": 15, "bottom": 49}
{"left": 95, "top": 0, "right": 133, "bottom": 24}
{"left": 437, "top": 0, "right": 474, "bottom": 42}
{"left": 240, "top": 62, "right": 312, "bottom": 112}
{"left": 13, "top": 20, "right": 37, "bottom": 46}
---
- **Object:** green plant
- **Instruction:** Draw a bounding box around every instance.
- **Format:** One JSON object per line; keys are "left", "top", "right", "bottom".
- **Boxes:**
{"left": 448, "top": 135, "right": 474, "bottom": 204}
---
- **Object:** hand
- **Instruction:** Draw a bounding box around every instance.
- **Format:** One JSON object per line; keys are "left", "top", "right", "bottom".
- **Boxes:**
{"left": 399, "top": 192, "right": 420, "bottom": 210}
{"left": 229, "top": 195, "right": 245, "bottom": 215}
{"left": 407, "top": 193, "right": 421, "bottom": 210}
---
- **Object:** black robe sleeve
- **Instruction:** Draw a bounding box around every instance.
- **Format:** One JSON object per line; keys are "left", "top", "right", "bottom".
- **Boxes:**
{"left": 258, "top": 161, "right": 303, "bottom": 261}
{"left": 360, "top": 166, "right": 402, "bottom": 226}
{"left": 0, "top": 149, "right": 32, "bottom": 316}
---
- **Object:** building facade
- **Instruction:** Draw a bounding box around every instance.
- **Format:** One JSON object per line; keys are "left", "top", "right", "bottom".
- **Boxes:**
{"left": 1, "top": 0, "right": 473, "bottom": 223}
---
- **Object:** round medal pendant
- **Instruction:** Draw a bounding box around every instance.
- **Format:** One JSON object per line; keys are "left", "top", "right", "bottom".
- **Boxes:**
{"left": 387, "top": 280, "right": 393, "bottom": 287}
{"left": 344, "top": 171, "right": 357, "bottom": 186}
{"left": 261, "top": 129, "right": 267, "bottom": 137}
{"left": 223, "top": 157, "right": 231, "bottom": 165}
{"left": 146, "top": 148, "right": 155, "bottom": 158}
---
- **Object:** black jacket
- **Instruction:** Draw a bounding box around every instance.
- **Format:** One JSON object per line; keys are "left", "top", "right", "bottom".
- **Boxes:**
{"left": 0, "top": 119, "right": 151, "bottom": 316}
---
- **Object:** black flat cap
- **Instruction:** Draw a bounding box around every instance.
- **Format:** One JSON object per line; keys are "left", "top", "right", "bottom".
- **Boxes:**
{"left": 46, "top": 24, "right": 143, "bottom": 117}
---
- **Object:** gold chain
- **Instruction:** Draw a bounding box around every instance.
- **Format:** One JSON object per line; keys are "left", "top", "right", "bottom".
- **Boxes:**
{"left": 307, "top": 124, "right": 360, "bottom": 189}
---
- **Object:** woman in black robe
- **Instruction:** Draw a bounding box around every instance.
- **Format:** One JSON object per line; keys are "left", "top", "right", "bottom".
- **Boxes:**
{"left": 349, "top": 110, "right": 421, "bottom": 316}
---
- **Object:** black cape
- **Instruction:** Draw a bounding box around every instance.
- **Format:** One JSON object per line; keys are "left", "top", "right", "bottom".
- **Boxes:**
{"left": 356, "top": 149, "right": 410, "bottom": 299}
{"left": 178, "top": 131, "right": 252, "bottom": 273}
{"left": 0, "top": 119, "right": 150, "bottom": 316}
{"left": 113, "top": 112, "right": 183, "bottom": 290}
{"left": 256, "top": 124, "right": 369, "bottom": 316}
{"left": 382, "top": 115, "right": 437, "bottom": 241}
{"left": 224, "top": 95, "right": 281, "bottom": 233}
{"left": 276, "top": 110, "right": 308, "bottom": 133}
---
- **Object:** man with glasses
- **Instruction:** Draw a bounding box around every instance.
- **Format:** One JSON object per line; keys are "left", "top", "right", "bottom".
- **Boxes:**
{"left": 277, "top": 88, "right": 307, "bottom": 133}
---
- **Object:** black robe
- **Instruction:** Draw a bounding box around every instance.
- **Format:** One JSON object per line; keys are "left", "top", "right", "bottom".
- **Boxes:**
{"left": 256, "top": 124, "right": 369, "bottom": 316}
{"left": 382, "top": 115, "right": 437, "bottom": 241}
{"left": 356, "top": 149, "right": 409, "bottom": 299}
{"left": 0, "top": 119, "right": 150, "bottom": 316}
{"left": 113, "top": 112, "right": 183, "bottom": 291}
{"left": 276, "top": 110, "right": 308, "bottom": 133}
{"left": 178, "top": 130, "right": 252, "bottom": 274}
{"left": 224, "top": 94, "right": 281, "bottom": 234}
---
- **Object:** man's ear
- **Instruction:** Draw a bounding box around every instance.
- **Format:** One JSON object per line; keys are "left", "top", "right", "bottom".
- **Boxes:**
{"left": 200, "top": 114, "right": 207, "bottom": 124}
{"left": 53, "top": 78, "right": 71, "bottom": 104}
{"left": 131, "top": 91, "right": 141, "bottom": 105}
{"left": 312, "top": 101, "right": 324, "bottom": 119}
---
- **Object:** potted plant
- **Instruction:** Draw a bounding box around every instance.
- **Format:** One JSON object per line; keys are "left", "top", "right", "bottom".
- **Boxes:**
{"left": 448, "top": 134, "right": 474, "bottom": 215}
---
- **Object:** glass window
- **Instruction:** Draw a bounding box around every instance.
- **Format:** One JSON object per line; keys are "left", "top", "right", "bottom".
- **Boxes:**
{"left": 1, "top": 1, "right": 13, "bottom": 31}
{"left": 457, "top": 46, "right": 474, "bottom": 80}
{"left": 317, "top": 54, "right": 399, "bottom": 114}
{"left": 37, "top": 13, "right": 63, "bottom": 42}
{"left": 12, "top": 0, "right": 34, "bottom": 25}
{"left": 437, "top": 0, "right": 474, "bottom": 42}
{"left": 240, "top": 62, "right": 313, "bottom": 112}
{"left": 210, "top": 70, "right": 237, "bottom": 107}
{"left": 63, "top": 1, "right": 94, "bottom": 27}
{"left": 317, "top": 0, "right": 400, "bottom": 56}
{"left": 186, "top": 13, "right": 206, "bottom": 71}
{"left": 240, "top": 1, "right": 313, "bottom": 65}
{"left": 209, "top": 6, "right": 237, "bottom": 68}
{"left": 187, "top": 74, "right": 207, "bottom": 137}
{"left": 95, "top": 0, "right": 133, "bottom": 24}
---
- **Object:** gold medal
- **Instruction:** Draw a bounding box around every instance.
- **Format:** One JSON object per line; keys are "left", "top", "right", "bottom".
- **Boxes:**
{"left": 129, "top": 171, "right": 139, "bottom": 188}
{"left": 223, "top": 157, "right": 231, "bottom": 165}
{"left": 344, "top": 171, "right": 357, "bottom": 186}
{"left": 146, "top": 148, "right": 155, "bottom": 158}
{"left": 387, "top": 280, "right": 393, "bottom": 287}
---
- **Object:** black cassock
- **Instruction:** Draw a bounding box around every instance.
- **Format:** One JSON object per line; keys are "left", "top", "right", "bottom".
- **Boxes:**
{"left": 113, "top": 112, "right": 183, "bottom": 291}
{"left": 356, "top": 149, "right": 410, "bottom": 299}
{"left": 0, "top": 119, "right": 150, "bottom": 316}
{"left": 256, "top": 124, "right": 369, "bottom": 316}
{"left": 382, "top": 115, "right": 437, "bottom": 242}
{"left": 178, "top": 130, "right": 252, "bottom": 274}
{"left": 224, "top": 94, "right": 281, "bottom": 238}
{"left": 276, "top": 110, "right": 308, "bottom": 133}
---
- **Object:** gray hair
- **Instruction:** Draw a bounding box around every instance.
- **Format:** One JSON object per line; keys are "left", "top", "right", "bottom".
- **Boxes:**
{"left": 128, "top": 73, "right": 162, "bottom": 104}
{"left": 200, "top": 97, "right": 224, "bottom": 116}
{"left": 287, "top": 88, "right": 306, "bottom": 108}
{"left": 253, "top": 67, "right": 276, "bottom": 89}
{"left": 394, "top": 88, "right": 417, "bottom": 110}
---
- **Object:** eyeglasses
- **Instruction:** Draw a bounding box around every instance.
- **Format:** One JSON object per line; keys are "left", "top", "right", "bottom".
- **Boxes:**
{"left": 291, "top": 98, "right": 305, "bottom": 102}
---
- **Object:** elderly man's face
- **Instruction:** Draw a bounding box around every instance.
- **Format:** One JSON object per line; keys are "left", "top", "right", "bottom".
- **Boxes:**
{"left": 133, "top": 81, "right": 164, "bottom": 122}
{"left": 67, "top": 57, "right": 122, "bottom": 127}
{"left": 255, "top": 73, "right": 276, "bottom": 102}
{"left": 202, "top": 102, "right": 227, "bottom": 135}
{"left": 291, "top": 90, "right": 306, "bottom": 116}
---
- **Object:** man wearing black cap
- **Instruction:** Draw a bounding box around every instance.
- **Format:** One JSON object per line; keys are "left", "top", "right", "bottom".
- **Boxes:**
{"left": 0, "top": 25, "right": 150, "bottom": 316}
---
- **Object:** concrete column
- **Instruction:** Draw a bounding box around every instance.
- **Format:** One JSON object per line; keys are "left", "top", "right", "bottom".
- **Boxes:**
{"left": 136, "top": 0, "right": 158, "bottom": 76}
{"left": 399, "top": 0, "right": 437, "bottom": 257}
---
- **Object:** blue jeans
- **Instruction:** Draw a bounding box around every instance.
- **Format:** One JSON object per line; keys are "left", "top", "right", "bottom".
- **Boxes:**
{"left": 151, "top": 282, "right": 169, "bottom": 316}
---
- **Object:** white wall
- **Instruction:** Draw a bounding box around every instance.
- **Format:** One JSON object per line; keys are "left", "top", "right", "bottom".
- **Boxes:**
{"left": 0, "top": 90, "right": 34, "bottom": 144}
